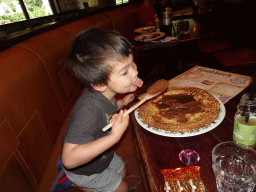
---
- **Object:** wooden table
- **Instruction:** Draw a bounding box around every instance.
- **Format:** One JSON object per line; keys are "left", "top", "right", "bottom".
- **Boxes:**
{"left": 133, "top": 18, "right": 215, "bottom": 52}
{"left": 133, "top": 17, "right": 221, "bottom": 85}
{"left": 130, "top": 64, "right": 255, "bottom": 192}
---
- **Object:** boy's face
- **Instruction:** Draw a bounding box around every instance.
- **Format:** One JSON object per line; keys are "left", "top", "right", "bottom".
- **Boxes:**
{"left": 106, "top": 54, "right": 140, "bottom": 94}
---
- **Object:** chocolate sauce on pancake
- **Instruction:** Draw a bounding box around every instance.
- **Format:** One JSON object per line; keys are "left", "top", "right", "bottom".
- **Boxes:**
{"left": 155, "top": 94, "right": 202, "bottom": 123}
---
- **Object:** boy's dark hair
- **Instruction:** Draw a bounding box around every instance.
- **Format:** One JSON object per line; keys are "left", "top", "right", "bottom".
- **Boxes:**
{"left": 66, "top": 28, "right": 133, "bottom": 90}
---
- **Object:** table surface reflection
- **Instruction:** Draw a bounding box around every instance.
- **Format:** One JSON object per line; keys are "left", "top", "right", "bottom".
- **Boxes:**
{"left": 130, "top": 64, "right": 256, "bottom": 192}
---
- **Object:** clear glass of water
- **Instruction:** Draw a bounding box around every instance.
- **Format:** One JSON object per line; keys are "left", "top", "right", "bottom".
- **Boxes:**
{"left": 212, "top": 141, "right": 256, "bottom": 192}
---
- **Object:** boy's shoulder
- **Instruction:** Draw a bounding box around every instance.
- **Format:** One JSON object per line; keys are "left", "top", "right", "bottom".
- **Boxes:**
{"left": 67, "top": 91, "right": 105, "bottom": 132}
{"left": 73, "top": 90, "right": 104, "bottom": 112}
{"left": 72, "top": 89, "right": 114, "bottom": 116}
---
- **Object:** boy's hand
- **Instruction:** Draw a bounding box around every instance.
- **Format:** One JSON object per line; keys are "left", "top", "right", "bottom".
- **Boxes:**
{"left": 123, "top": 94, "right": 135, "bottom": 106}
{"left": 117, "top": 94, "right": 134, "bottom": 110}
{"left": 109, "top": 110, "right": 129, "bottom": 141}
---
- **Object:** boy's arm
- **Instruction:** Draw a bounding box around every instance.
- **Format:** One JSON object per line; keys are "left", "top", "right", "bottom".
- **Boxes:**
{"left": 62, "top": 133, "right": 118, "bottom": 169}
{"left": 62, "top": 110, "right": 129, "bottom": 169}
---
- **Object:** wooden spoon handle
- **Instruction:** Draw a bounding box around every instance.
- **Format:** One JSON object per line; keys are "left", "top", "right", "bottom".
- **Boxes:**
{"left": 123, "top": 98, "right": 146, "bottom": 116}
{"left": 102, "top": 79, "right": 169, "bottom": 132}
{"left": 102, "top": 97, "right": 147, "bottom": 132}
{"left": 138, "top": 93, "right": 146, "bottom": 100}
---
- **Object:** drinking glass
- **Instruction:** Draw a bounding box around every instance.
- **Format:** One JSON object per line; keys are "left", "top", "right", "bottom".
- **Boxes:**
{"left": 179, "top": 149, "right": 200, "bottom": 166}
{"left": 212, "top": 141, "right": 256, "bottom": 192}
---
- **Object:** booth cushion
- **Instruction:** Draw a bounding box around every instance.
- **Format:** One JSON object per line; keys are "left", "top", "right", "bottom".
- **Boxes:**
{"left": 0, "top": 3, "right": 146, "bottom": 192}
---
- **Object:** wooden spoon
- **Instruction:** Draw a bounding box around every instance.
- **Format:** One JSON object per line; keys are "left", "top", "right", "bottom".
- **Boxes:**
{"left": 102, "top": 79, "right": 169, "bottom": 132}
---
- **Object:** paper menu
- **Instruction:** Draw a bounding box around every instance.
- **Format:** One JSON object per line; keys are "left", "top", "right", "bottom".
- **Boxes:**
{"left": 168, "top": 66, "right": 252, "bottom": 103}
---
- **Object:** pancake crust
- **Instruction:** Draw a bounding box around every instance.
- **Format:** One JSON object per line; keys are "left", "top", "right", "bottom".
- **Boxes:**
{"left": 139, "top": 87, "right": 220, "bottom": 132}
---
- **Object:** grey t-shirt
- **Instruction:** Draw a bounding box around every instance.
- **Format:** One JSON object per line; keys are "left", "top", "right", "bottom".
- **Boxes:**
{"left": 63, "top": 89, "right": 117, "bottom": 176}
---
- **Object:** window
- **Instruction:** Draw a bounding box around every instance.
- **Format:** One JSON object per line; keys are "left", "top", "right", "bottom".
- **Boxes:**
{"left": 116, "top": 0, "right": 129, "bottom": 5}
{"left": 0, "top": 0, "right": 53, "bottom": 25}
{"left": 0, "top": 0, "right": 130, "bottom": 25}
{"left": 0, "top": 0, "right": 130, "bottom": 39}
{"left": 58, "top": 0, "right": 98, "bottom": 12}
{"left": 57, "top": 0, "right": 79, "bottom": 12}
{"left": 87, "top": 0, "right": 98, "bottom": 7}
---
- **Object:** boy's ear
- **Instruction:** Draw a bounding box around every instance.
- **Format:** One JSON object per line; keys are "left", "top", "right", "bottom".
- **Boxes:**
{"left": 91, "top": 83, "right": 107, "bottom": 92}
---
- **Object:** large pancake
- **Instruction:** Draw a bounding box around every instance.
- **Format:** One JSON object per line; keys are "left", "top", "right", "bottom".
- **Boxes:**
{"left": 139, "top": 87, "right": 220, "bottom": 132}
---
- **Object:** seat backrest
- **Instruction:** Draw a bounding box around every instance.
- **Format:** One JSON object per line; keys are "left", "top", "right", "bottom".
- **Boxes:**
{"left": 14, "top": 28, "right": 85, "bottom": 116}
{"left": 0, "top": 47, "right": 64, "bottom": 191}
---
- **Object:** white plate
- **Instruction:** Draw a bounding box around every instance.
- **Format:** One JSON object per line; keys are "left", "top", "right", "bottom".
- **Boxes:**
{"left": 152, "top": 36, "right": 178, "bottom": 43}
{"left": 134, "top": 26, "right": 155, "bottom": 33}
{"left": 134, "top": 32, "right": 165, "bottom": 42}
{"left": 135, "top": 96, "right": 225, "bottom": 137}
{"left": 164, "top": 36, "right": 178, "bottom": 42}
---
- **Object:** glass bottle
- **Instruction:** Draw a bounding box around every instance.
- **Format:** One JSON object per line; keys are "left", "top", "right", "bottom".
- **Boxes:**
{"left": 154, "top": 15, "right": 160, "bottom": 32}
{"left": 233, "top": 93, "right": 256, "bottom": 149}
{"left": 162, "top": 7, "right": 171, "bottom": 26}
{"left": 161, "top": 8, "right": 172, "bottom": 35}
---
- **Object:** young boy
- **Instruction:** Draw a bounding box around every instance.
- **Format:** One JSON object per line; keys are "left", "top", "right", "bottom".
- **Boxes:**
{"left": 55, "top": 28, "right": 143, "bottom": 192}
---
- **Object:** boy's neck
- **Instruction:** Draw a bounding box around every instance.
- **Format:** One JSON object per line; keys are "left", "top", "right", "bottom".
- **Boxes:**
{"left": 91, "top": 84, "right": 116, "bottom": 105}
{"left": 102, "top": 90, "right": 116, "bottom": 105}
